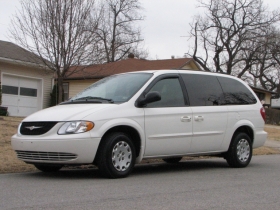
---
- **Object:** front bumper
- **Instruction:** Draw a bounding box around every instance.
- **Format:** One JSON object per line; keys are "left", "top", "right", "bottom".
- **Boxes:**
{"left": 11, "top": 134, "right": 101, "bottom": 165}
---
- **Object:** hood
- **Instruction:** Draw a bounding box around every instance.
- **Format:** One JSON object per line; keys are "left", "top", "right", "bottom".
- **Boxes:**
{"left": 23, "top": 104, "right": 116, "bottom": 122}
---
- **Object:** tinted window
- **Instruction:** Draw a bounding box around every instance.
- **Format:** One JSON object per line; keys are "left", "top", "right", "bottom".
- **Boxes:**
{"left": 2, "top": 85, "right": 18, "bottom": 95}
{"left": 217, "top": 77, "right": 257, "bottom": 105}
{"left": 181, "top": 74, "right": 224, "bottom": 106}
{"left": 146, "top": 78, "right": 185, "bottom": 107}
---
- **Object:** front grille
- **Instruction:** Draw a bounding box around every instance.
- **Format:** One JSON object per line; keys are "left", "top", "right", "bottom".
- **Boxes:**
{"left": 16, "top": 150, "right": 77, "bottom": 161}
{"left": 20, "top": 122, "right": 58, "bottom": 135}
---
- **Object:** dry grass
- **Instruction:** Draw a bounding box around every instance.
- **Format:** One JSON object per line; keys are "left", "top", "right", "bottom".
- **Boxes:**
{"left": 264, "top": 126, "right": 280, "bottom": 141}
{"left": 0, "top": 116, "right": 37, "bottom": 173}
{"left": 0, "top": 116, "right": 279, "bottom": 174}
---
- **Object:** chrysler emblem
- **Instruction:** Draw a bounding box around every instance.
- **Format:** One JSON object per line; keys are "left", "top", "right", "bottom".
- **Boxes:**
{"left": 25, "top": 126, "right": 43, "bottom": 131}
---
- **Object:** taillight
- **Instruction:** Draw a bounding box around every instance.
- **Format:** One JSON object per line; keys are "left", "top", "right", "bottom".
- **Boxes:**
{"left": 260, "top": 107, "right": 266, "bottom": 121}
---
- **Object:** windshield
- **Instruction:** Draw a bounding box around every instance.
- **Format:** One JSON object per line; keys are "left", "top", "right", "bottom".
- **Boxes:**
{"left": 68, "top": 73, "right": 153, "bottom": 104}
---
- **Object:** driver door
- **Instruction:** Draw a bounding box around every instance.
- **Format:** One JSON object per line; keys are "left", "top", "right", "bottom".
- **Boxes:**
{"left": 143, "top": 76, "right": 193, "bottom": 157}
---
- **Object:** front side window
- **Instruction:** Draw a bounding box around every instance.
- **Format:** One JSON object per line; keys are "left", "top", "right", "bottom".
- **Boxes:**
{"left": 146, "top": 78, "right": 185, "bottom": 107}
{"left": 68, "top": 73, "right": 153, "bottom": 104}
{"left": 181, "top": 74, "right": 224, "bottom": 106}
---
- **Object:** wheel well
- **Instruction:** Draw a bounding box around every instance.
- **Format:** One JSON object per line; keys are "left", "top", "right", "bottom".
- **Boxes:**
{"left": 233, "top": 126, "right": 254, "bottom": 143}
{"left": 100, "top": 126, "right": 141, "bottom": 158}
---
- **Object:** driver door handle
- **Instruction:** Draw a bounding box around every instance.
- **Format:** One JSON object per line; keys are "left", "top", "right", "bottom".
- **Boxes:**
{"left": 181, "top": 116, "right": 191, "bottom": 122}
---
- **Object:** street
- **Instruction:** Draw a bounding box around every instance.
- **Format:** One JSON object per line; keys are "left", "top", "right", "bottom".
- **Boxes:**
{"left": 1, "top": 155, "right": 280, "bottom": 210}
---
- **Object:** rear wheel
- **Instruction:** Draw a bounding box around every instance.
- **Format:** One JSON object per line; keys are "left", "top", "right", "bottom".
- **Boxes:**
{"left": 34, "top": 164, "right": 63, "bottom": 172}
{"left": 97, "top": 132, "right": 136, "bottom": 178}
{"left": 225, "top": 133, "right": 252, "bottom": 168}
{"left": 162, "top": 157, "right": 182, "bottom": 163}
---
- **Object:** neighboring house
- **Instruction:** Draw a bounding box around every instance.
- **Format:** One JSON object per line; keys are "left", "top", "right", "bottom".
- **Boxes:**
{"left": 63, "top": 55, "right": 201, "bottom": 99}
{"left": 0, "top": 40, "right": 54, "bottom": 117}
{"left": 250, "top": 86, "right": 277, "bottom": 108}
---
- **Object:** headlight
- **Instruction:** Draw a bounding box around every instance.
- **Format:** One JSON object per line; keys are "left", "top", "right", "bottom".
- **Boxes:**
{"left": 58, "top": 121, "right": 94, "bottom": 135}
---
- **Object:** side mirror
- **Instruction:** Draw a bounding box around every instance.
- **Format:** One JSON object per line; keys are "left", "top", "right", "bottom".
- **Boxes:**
{"left": 136, "top": 91, "right": 161, "bottom": 107}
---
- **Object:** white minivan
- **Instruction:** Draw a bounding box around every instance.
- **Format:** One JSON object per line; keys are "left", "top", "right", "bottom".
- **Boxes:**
{"left": 12, "top": 70, "right": 267, "bottom": 178}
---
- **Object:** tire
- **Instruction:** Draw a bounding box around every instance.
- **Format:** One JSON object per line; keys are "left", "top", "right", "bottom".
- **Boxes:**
{"left": 162, "top": 157, "right": 182, "bottom": 163}
{"left": 225, "top": 133, "right": 252, "bottom": 168}
{"left": 34, "top": 164, "right": 63, "bottom": 172}
{"left": 97, "top": 132, "right": 136, "bottom": 178}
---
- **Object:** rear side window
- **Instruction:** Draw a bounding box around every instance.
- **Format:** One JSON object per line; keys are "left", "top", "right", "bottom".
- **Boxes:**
{"left": 181, "top": 74, "right": 224, "bottom": 106}
{"left": 217, "top": 77, "right": 257, "bottom": 105}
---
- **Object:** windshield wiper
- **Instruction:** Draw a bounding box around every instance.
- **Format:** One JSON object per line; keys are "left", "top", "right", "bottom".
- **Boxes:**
{"left": 74, "top": 96, "right": 114, "bottom": 103}
{"left": 60, "top": 96, "right": 114, "bottom": 105}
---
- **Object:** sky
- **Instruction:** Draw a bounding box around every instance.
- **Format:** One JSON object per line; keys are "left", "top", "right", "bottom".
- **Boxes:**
{"left": 0, "top": 0, "right": 279, "bottom": 60}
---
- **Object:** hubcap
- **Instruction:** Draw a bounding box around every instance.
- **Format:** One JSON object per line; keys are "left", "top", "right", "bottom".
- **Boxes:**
{"left": 237, "top": 139, "right": 250, "bottom": 162}
{"left": 112, "top": 141, "right": 132, "bottom": 171}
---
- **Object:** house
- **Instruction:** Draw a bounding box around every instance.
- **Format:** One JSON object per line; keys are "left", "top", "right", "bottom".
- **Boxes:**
{"left": 63, "top": 55, "right": 201, "bottom": 99}
{"left": 250, "top": 86, "right": 277, "bottom": 108}
{"left": 0, "top": 41, "right": 54, "bottom": 117}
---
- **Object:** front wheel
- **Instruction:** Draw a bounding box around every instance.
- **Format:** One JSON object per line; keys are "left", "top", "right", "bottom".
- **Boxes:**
{"left": 97, "top": 132, "right": 136, "bottom": 178}
{"left": 225, "top": 133, "right": 252, "bottom": 168}
{"left": 34, "top": 164, "right": 63, "bottom": 172}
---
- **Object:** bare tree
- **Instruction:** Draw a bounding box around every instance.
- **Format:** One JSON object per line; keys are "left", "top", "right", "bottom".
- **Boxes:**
{"left": 9, "top": 0, "right": 99, "bottom": 103}
{"left": 188, "top": 0, "right": 280, "bottom": 82}
{"left": 240, "top": 27, "right": 280, "bottom": 93}
{"left": 94, "top": 0, "right": 147, "bottom": 63}
{"left": 269, "top": 30, "right": 280, "bottom": 93}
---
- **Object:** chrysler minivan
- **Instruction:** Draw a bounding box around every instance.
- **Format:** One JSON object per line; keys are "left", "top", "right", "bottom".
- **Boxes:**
{"left": 11, "top": 70, "right": 267, "bottom": 178}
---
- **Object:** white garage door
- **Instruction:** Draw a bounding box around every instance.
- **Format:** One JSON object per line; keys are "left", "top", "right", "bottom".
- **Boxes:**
{"left": 2, "top": 75, "right": 42, "bottom": 117}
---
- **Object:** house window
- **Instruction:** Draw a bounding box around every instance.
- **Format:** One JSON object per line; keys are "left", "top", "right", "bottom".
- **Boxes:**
{"left": 255, "top": 92, "right": 265, "bottom": 101}
{"left": 63, "top": 83, "right": 69, "bottom": 100}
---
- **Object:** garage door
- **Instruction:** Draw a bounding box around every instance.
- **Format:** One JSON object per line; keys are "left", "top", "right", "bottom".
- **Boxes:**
{"left": 2, "top": 75, "right": 42, "bottom": 117}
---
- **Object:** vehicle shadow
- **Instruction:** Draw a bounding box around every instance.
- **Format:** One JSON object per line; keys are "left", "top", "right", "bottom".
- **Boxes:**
{"left": 132, "top": 159, "right": 229, "bottom": 177}
{"left": 20, "top": 158, "right": 231, "bottom": 180}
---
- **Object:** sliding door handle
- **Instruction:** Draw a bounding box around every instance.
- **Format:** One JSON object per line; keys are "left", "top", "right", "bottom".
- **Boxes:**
{"left": 194, "top": 116, "right": 204, "bottom": 121}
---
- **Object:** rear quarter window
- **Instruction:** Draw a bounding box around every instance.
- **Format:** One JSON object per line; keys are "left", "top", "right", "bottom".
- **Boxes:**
{"left": 217, "top": 77, "right": 257, "bottom": 105}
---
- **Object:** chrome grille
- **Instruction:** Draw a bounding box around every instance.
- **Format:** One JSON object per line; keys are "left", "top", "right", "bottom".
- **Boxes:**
{"left": 16, "top": 150, "right": 77, "bottom": 161}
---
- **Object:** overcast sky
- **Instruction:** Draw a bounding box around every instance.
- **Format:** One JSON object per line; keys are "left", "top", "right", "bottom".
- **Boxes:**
{"left": 0, "top": 0, "right": 279, "bottom": 60}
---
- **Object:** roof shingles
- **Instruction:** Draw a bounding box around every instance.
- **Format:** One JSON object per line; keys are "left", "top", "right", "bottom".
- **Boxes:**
{"left": 0, "top": 40, "right": 44, "bottom": 65}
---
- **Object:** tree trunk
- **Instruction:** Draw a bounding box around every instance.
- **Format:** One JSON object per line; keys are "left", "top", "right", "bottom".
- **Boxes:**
{"left": 57, "top": 77, "right": 64, "bottom": 104}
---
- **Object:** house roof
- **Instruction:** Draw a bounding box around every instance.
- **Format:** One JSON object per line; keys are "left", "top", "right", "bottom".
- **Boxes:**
{"left": 250, "top": 86, "right": 277, "bottom": 94}
{"left": 65, "top": 57, "right": 198, "bottom": 80}
{"left": 0, "top": 40, "right": 45, "bottom": 65}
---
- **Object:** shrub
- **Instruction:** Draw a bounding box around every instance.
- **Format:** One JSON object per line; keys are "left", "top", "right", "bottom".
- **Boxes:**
{"left": 265, "top": 108, "right": 280, "bottom": 125}
{"left": 50, "top": 84, "right": 65, "bottom": 106}
{"left": 0, "top": 83, "right": 2, "bottom": 105}
{"left": 50, "top": 84, "right": 59, "bottom": 106}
